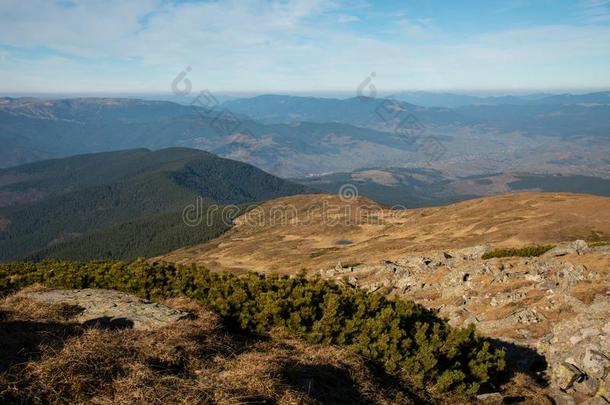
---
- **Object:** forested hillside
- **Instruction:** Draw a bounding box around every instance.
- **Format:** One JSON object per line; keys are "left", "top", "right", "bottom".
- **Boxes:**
{"left": 0, "top": 148, "right": 308, "bottom": 261}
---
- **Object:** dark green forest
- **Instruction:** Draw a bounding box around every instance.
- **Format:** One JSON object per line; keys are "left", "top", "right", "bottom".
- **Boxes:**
{"left": 0, "top": 148, "right": 309, "bottom": 261}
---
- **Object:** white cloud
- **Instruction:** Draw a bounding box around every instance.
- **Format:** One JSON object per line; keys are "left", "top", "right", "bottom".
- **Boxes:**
{"left": 0, "top": 0, "right": 609, "bottom": 92}
{"left": 392, "top": 18, "right": 438, "bottom": 39}
{"left": 579, "top": 0, "right": 610, "bottom": 21}
{"left": 337, "top": 14, "right": 360, "bottom": 23}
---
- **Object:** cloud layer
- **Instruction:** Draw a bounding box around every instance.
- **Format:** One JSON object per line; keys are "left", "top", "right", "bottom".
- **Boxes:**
{"left": 0, "top": 0, "right": 609, "bottom": 93}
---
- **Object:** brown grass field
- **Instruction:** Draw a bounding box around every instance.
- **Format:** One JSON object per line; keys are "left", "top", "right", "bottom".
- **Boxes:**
{"left": 159, "top": 192, "right": 610, "bottom": 274}
{"left": 0, "top": 289, "right": 415, "bottom": 404}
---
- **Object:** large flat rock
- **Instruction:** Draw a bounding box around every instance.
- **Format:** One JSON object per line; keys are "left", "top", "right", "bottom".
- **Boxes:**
{"left": 18, "top": 288, "right": 190, "bottom": 330}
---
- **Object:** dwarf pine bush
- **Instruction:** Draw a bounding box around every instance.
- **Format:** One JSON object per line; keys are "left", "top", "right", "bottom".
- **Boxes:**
{"left": 0, "top": 260, "right": 505, "bottom": 395}
{"left": 482, "top": 245, "right": 554, "bottom": 259}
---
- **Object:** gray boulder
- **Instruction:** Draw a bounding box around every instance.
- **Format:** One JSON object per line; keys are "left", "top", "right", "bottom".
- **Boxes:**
{"left": 18, "top": 288, "right": 190, "bottom": 330}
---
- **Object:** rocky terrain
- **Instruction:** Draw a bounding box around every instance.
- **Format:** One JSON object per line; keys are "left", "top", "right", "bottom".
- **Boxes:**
{"left": 320, "top": 240, "right": 610, "bottom": 404}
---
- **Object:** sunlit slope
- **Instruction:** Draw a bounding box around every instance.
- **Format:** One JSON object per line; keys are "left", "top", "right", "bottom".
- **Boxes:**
{"left": 160, "top": 192, "right": 610, "bottom": 273}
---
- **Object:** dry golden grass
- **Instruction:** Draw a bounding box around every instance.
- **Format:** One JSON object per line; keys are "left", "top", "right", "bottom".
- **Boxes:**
{"left": 159, "top": 192, "right": 610, "bottom": 274}
{"left": 0, "top": 292, "right": 414, "bottom": 404}
{"left": 496, "top": 373, "right": 553, "bottom": 405}
{"left": 1, "top": 285, "right": 84, "bottom": 322}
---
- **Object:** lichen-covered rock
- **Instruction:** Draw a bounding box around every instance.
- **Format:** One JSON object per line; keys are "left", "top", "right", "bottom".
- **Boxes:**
{"left": 544, "top": 240, "right": 589, "bottom": 257}
{"left": 601, "top": 373, "right": 610, "bottom": 401}
{"left": 540, "top": 295, "right": 610, "bottom": 403}
{"left": 582, "top": 346, "right": 609, "bottom": 379}
{"left": 573, "top": 376, "right": 599, "bottom": 396}
{"left": 475, "top": 392, "right": 503, "bottom": 402}
{"left": 18, "top": 288, "right": 190, "bottom": 330}
{"left": 553, "top": 362, "right": 584, "bottom": 390}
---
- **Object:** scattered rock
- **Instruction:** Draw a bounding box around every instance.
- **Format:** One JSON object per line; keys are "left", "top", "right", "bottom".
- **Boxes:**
{"left": 602, "top": 374, "right": 610, "bottom": 401}
{"left": 490, "top": 291, "right": 525, "bottom": 306}
{"left": 541, "top": 295, "right": 610, "bottom": 403}
{"left": 348, "top": 276, "right": 359, "bottom": 287}
{"left": 511, "top": 308, "right": 544, "bottom": 324}
{"left": 582, "top": 347, "right": 610, "bottom": 379}
{"left": 450, "top": 244, "right": 490, "bottom": 260}
{"left": 573, "top": 376, "right": 599, "bottom": 396}
{"left": 319, "top": 241, "right": 609, "bottom": 402}
{"left": 549, "top": 388, "right": 578, "bottom": 405}
{"left": 553, "top": 362, "right": 584, "bottom": 390}
{"left": 475, "top": 392, "right": 503, "bottom": 402}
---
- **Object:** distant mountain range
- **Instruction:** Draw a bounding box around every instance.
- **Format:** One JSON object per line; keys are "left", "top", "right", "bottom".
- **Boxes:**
{"left": 222, "top": 94, "right": 465, "bottom": 127}
{"left": 223, "top": 94, "right": 610, "bottom": 138}
{"left": 0, "top": 97, "right": 425, "bottom": 176}
{"left": 1, "top": 93, "right": 609, "bottom": 178}
{"left": 0, "top": 148, "right": 308, "bottom": 261}
{"left": 390, "top": 91, "right": 610, "bottom": 108}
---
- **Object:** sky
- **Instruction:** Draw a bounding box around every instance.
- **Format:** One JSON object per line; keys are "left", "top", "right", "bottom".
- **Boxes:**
{"left": 0, "top": 0, "right": 609, "bottom": 95}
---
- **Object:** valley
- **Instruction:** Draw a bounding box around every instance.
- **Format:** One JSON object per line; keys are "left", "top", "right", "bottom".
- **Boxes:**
{"left": 296, "top": 169, "right": 610, "bottom": 207}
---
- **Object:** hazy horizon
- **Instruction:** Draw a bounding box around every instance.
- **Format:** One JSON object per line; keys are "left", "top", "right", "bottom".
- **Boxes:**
{"left": 2, "top": 88, "right": 610, "bottom": 100}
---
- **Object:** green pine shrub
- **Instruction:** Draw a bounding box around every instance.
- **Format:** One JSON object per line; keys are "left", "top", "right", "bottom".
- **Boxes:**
{"left": 0, "top": 260, "right": 505, "bottom": 396}
{"left": 481, "top": 245, "right": 554, "bottom": 259}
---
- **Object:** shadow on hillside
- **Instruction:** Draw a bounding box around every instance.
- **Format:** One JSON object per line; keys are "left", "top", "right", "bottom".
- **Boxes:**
{"left": 82, "top": 316, "right": 134, "bottom": 330}
{"left": 0, "top": 315, "right": 82, "bottom": 372}
{"left": 280, "top": 359, "right": 424, "bottom": 404}
{"left": 282, "top": 362, "right": 375, "bottom": 404}
{"left": 0, "top": 310, "right": 138, "bottom": 373}
{"left": 490, "top": 338, "right": 548, "bottom": 386}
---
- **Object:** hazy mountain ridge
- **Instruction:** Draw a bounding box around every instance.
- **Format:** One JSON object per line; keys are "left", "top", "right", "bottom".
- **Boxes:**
{"left": 391, "top": 90, "right": 610, "bottom": 108}
{"left": 0, "top": 97, "right": 422, "bottom": 176}
{"left": 1, "top": 94, "right": 610, "bottom": 178}
{"left": 224, "top": 93, "right": 610, "bottom": 138}
{"left": 222, "top": 94, "right": 467, "bottom": 127}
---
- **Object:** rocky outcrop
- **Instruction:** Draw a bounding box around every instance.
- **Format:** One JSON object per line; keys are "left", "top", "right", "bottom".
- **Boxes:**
{"left": 17, "top": 288, "right": 190, "bottom": 330}
{"left": 539, "top": 295, "right": 610, "bottom": 403}
{"left": 320, "top": 240, "right": 610, "bottom": 403}
{"left": 544, "top": 240, "right": 590, "bottom": 258}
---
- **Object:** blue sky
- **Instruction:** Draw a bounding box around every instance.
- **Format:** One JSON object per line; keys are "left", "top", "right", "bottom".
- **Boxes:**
{"left": 0, "top": 0, "right": 609, "bottom": 94}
